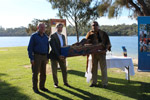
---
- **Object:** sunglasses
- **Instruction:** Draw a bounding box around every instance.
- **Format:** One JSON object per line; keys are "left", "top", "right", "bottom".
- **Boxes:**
{"left": 92, "top": 24, "right": 98, "bottom": 26}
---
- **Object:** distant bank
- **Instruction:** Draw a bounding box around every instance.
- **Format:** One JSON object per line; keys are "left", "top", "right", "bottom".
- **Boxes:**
{"left": 0, "top": 24, "right": 137, "bottom": 36}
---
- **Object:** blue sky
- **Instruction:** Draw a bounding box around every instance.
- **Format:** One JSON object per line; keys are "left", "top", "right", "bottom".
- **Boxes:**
{"left": 0, "top": 0, "right": 137, "bottom": 28}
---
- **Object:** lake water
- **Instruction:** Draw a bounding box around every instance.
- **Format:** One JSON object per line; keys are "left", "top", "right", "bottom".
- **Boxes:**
{"left": 0, "top": 36, "right": 138, "bottom": 59}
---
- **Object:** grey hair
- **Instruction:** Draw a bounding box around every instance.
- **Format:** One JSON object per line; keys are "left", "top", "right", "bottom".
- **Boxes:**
{"left": 38, "top": 22, "right": 45, "bottom": 27}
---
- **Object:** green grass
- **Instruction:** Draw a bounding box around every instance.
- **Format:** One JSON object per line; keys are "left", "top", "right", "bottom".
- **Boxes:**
{"left": 0, "top": 47, "right": 150, "bottom": 100}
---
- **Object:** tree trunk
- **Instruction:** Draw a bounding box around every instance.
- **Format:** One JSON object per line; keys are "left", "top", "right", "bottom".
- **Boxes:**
{"left": 127, "top": 0, "right": 144, "bottom": 16}
{"left": 127, "top": 0, "right": 150, "bottom": 16}
{"left": 137, "top": 0, "right": 150, "bottom": 16}
{"left": 75, "top": 21, "right": 79, "bottom": 42}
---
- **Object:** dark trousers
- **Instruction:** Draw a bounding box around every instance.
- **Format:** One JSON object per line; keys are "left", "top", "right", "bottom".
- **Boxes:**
{"left": 50, "top": 59, "right": 67, "bottom": 85}
{"left": 32, "top": 54, "right": 47, "bottom": 90}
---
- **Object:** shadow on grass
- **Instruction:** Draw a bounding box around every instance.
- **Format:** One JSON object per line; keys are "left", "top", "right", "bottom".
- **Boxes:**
{"left": 137, "top": 82, "right": 150, "bottom": 100}
{"left": 0, "top": 73, "right": 71, "bottom": 100}
{"left": 68, "top": 70, "right": 85, "bottom": 77}
{"left": 107, "top": 81, "right": 150, "bottom": 100}
{"left": 1, "top": 69, "right": 98, "bottom": 99}
{"left": 68, "top": 70, "right": 150, "bottom": 100}
{"left": 59, "top": 86, "right": 109, "bottom": 100}
{"left": 0, "top": 73, "right": 30, "bottom": 100}
{"left": 40, "top": 90, "right": 72, "bottom": 100}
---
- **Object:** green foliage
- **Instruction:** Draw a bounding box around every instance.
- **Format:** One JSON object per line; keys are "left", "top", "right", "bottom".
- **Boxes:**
{"left": 26, "top": 19, "right": 38, "bottom": 34}
{"left": 115, "top": 0, "right": 127, "bottom": 6}
{"left": 0, "top": 24, "right": 138, "bottom": 36}
{"left": 26, "top": 19, "right": 51, "bottom": 36}
{"left": 98, "top": 1, "right": 110, "bottom": 16}
{"left": 67, "top": 23, "right": 138, "bottom": 36}
{"left": 108, "top": 6, "right": 116, "bottom": 18}
{"left": 95, "top": 0, "right": 150, "bottom": 18}
{"left": 0, "top": 26, "right": 28, "bottom": 36}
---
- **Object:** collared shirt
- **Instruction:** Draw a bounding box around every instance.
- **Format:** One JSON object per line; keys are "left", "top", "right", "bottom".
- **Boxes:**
{"left": 27, "top": 32, "right": 49, "bottom": 61}
{"left": 56, "top": 32, "right": 63, "bottom": 47}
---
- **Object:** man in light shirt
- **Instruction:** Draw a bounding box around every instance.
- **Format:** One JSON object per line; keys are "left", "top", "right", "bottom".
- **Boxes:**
{"left": 49, "top": 23, "right": 71, "bottom": 88}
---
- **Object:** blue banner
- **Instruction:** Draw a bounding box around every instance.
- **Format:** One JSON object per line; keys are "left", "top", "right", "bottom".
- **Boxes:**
{"left": 138, "top": 16, "right": 150, "bottom": 71}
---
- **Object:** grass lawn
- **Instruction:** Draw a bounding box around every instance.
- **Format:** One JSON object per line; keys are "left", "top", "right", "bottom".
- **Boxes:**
{"left": 0, "top": 47, "right": 150, "bottom": 100}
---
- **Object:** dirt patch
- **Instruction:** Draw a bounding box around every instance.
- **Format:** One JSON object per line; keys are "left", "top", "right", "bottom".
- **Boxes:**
{"left": 108, "top": 68, "right": 123, "bottom": 73}
{"left": 134, "top": 66, "right": 150, "bottom": 77}
{"left": 24, "top": 64, "right": 52, "bottom": 74}
{"left": 24, "top": 64, "right": 71, "bottom": 74}
{"left": 24, "top": 65, "right": 31, "bottom": 68}
{"left": 108, "top": 65, "right": 150, "bottom": 77}
{"left": 0, "top": 49, "right": 8, "bottom": 51}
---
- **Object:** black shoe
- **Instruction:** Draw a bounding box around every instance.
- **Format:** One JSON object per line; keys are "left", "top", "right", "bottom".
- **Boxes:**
{"left": 54, "top": 84, "right": 59, "bottom": 88}
{"left": 40, "top": 88, "right": 49, "bottom": 92}
{"left": 33, "top": 89, "right": 40, "bottom": 94}
{"left": 102, "top": 85, "right": 107, "bottom": 88}
{"left": 89, "top": 84, "right": 97, "bottom": 87}
{"left": 64, "top": 83, "right": 71, "bottom": 88}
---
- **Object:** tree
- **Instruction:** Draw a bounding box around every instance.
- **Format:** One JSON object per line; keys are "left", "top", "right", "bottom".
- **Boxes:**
{"left": 83, "top": 0, "right": 150, "bottom": 18}
{"left": 26, "top": 19, "right": 51, "bottom": 35}
{"left": 0, "top": 26, "right": 27, "bottom": 36}
{"left": 26, "top": 19, "right": 38, "bottom": 34}
{"left": 47, "top": 0, "right": 99, "bottom": 42}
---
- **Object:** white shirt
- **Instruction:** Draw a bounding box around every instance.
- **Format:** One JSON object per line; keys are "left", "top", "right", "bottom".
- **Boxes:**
{"left": 56, "top": 32, "right": 63, "bottom": 47}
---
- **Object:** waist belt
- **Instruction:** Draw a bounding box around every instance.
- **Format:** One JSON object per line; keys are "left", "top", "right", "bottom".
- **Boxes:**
{"left": 34, "top": 52, "right": 47, "bottom": 55}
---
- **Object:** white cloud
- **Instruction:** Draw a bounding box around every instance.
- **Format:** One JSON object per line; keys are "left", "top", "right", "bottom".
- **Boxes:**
{"left": 0, "top": 0, "right": 58, "bottom": 28}
{"left": 97, "top": 16, "right": 137, "bottom": 25}
{"left": 0, "top": 15, "right": 32, "bottom": 28}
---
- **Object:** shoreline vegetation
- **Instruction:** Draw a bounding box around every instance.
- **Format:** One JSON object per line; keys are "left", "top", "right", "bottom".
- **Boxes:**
{"left": 0, "top": 24, "right": 137, "bottom": 36}
{"left": 0, "top": 46, "right": 150, "bottom": 100}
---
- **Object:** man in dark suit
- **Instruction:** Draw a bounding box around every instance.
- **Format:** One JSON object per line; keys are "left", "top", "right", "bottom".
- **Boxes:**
{"left": 49, "top": 23, "right": 70, "bottom": 88}
{"left": 86, "top": 21, "right": 111, "bottom": 88}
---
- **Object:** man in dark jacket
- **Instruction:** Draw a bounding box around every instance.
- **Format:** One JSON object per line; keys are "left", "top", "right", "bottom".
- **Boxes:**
{"left": 49, "top": 23, "right": 70, "bottom": 88}
{"left": 86, "top": 21, "right": 111, "bottom": 88}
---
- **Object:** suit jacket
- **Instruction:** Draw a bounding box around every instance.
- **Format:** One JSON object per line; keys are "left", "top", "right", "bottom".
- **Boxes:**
{"left": 49, "top": 32, "right": 66, "bottom": 60}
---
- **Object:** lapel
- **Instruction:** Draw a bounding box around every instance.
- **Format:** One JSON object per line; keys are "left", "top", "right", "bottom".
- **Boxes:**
{"left": 54, "top": 33, "right": 61, "bottom": 47}
{"left": 62, "top": 35, "right": 66, "bottom": 46}
{"left": 54, "top": 33, "right": 66, "bottom": 47}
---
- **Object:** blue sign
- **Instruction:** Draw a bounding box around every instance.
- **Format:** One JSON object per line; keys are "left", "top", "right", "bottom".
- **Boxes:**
{"left": 138, "top": 16, "right": 150, "bottom": 71}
